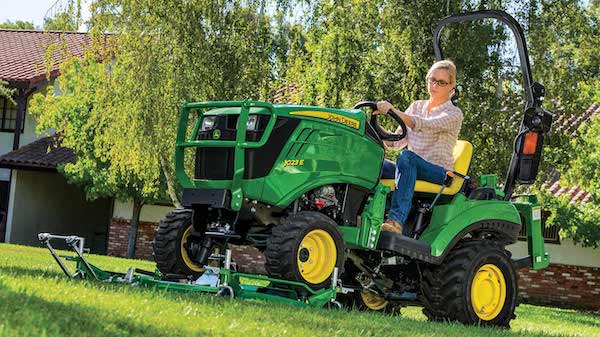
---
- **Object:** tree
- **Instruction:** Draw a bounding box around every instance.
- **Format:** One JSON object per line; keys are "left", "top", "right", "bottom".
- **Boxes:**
{"left": 43, "top": 12, "right": 80, "bottom": 31}
{"left": 0, "top": 20, "right": 35, "bottom": 30}
{"left": 522, "top": 1, "right": 600, "bottom": 246}
{"left": 32, "top": 0, "right": 285, "bottom": 257}
{"left": 525, "top": 0, "right": 599, "bottom": 178}
{"left": 30, "top": 57, "right": 165, "bottom": 258}
{"left": 84, "top": 0, "right": 282, "bottom": 207}
{"left": 43, "top": 0, "right": 82, "bottom": 31}
{"left": 541, "top": 114, "right": 600, "bottom": 248}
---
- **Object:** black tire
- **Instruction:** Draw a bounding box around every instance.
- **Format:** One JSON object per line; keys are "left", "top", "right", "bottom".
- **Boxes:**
{"left": 153, "top": 208, "right": 205, "bottom": 277}
{"left": 420, "top": 264, "right": 446, "bottom": 322}
{"left": 265, "top": 211, "right": 346, "bottom": 290}
{"left": 420, "top": 240, "right": 518, "bottom": 328}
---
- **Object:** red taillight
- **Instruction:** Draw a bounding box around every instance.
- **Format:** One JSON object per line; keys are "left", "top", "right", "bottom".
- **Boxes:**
{"left": 523, "top": 132, "right": 538, "bottom": 155}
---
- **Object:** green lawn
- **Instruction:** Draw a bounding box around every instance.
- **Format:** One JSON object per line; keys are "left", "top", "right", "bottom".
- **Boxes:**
{"left": 0, "top": 244, "right": 598, "bottom": 337}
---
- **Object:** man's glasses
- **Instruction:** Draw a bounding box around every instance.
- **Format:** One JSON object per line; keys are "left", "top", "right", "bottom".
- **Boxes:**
{"left": 427, "top": 77, "right": 450, "bottom": 87}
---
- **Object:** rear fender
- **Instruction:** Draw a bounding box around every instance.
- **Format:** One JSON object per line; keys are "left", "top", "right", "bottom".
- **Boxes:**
{"left": 420, "top": 194, "right": 522, "bottom": 257}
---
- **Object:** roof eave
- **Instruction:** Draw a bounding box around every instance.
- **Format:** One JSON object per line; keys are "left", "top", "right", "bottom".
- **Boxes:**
{"left": 0, "top": 162, "right": 58, "bottom": 172}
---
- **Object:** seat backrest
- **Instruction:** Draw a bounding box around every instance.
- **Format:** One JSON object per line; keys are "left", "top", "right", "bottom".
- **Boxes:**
{"left": 452, "top": 140, "right": 473, "bottom": 175}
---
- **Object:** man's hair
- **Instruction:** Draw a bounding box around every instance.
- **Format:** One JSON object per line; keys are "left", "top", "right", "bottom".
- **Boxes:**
{"left": 426, "top": 60, "right": 456, "bottom": 86}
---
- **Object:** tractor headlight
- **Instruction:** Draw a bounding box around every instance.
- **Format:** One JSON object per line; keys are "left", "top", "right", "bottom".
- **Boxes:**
{"left": 201, "top": 116, "right": 217, "bottom": 131}
{"left": 246, "top": 115, "right": 258, "bottom": 131}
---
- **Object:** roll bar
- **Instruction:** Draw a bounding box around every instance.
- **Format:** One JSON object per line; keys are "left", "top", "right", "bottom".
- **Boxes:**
{"left": 433, "top": 10, "right": 543, "bottom": 109}
{"left": 433, "top": 10, "right": 553, "bottom": 199}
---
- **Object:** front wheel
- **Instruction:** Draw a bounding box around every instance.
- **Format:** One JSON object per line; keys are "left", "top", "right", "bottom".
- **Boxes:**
{"left": 153, "top": 208, "right": 205, "bottom": 277}
{"left": 421, "top": 240, "right": 518, "bottom": 328}
{"left": 265, "top": 211, "right": 346, "bottom": 289}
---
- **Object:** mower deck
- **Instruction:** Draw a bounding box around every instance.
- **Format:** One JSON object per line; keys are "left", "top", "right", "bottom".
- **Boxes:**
{"left": 38, "top": 233, "right": 342, "bottom": 309}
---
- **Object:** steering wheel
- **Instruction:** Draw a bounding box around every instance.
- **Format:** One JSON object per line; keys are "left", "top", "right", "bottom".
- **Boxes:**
{"left": 353, "top": 101, "right": 408, "bottom": 141}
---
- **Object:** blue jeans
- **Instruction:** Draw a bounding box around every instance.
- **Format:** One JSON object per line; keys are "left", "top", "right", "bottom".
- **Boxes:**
{"left": 381, "top": 150, "right": 447, "bottom": 225}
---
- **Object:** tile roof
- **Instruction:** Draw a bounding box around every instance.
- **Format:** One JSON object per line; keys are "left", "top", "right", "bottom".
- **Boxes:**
{"left": 0, "top": 29, "right": 90, "bottom": 86}
{"left": 553, "top": 103, "right": 599, "bottom": 136}
{"left": 542, "top": 178, "right": 592, "bottom": 205}
{"left": 0, "top": 135, "right": 74, "bottom": 171}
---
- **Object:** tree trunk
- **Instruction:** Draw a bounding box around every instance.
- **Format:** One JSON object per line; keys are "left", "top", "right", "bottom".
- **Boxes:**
{"left": 160, "top": 154, "right": 182, "bottom": 208}
{"left": 127, "top": 200, "right": 144, "bottom": 259}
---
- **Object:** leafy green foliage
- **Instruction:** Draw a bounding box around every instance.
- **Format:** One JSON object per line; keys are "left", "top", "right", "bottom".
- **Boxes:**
{"left": 540, "top": 116, "right": 600, "bottom": 248}
{"left": 84, "top": 0, "right": 279, "bottom": 206}
{"left": 564, "top": 115, "right": 600, "bottom": 201}
{"left": 0, "top": 20, "right": 35, "bottom": 30}
{"left": 0, "top": 80, "right": 16, "bottom": 104}
{"left": 43, "top": 12, "right": 80, "bottom": 31}
{"left": 2, "top": 243, "right": 600, "bottom": 337}
{"left": 30, "top": 58, "right": 159, "bottom": 204}
{"left": 541, "top": 190, "right": 600, "bottom": 248}
{"left": 527, "top": 0, "right": 600, "bottom": 176}
{"left": 521, "top": 1, "right": 600, "bottom": 247}
{"left": 286, "top": 0, "right": 382, "bottom": 107}
{"left": 43, "top": 0, "right": 82, "bottom": 31}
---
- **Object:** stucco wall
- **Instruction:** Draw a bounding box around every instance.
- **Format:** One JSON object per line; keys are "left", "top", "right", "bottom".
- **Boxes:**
{"left": 112, "top": 200, "right": 174, "bottom": 223}
{"left": 508, "top": 239, "right": 600, "bottom": 268}
{"left": 6, "top": 170, "right": 112, "bottom": 253}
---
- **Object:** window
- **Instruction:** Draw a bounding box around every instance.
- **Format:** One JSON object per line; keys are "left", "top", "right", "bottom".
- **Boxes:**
{"left": 0, "top": 97, "right": 24, "bottom": 133}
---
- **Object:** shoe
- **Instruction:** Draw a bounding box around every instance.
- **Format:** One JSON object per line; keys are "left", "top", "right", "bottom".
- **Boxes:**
{"left": 381, "top": 219, "right": 403, "bottom": 234}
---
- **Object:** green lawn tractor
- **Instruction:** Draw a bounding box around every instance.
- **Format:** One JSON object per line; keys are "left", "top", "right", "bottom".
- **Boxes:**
{"left": 151, "top": 10, "right": 553, "bottom": 328}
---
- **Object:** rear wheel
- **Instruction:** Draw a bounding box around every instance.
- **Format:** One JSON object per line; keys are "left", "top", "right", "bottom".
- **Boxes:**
{"left": 420, "top": 240, "right": 518, "bottom": 328}
{"left": 265, "top": 211, "right": 345, "bottom": 289}
{"left": 153, "top": 208, "right": 205, "bottom": 277}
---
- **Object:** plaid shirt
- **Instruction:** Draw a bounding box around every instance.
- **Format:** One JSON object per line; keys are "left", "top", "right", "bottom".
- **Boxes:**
{"left": 391, "top": 100, "right": 463, "bottom": 170}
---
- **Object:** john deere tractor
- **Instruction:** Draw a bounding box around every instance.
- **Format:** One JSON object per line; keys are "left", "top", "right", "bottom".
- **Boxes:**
{"left": 152, "top": 10, "right": 552, "bottom": 327}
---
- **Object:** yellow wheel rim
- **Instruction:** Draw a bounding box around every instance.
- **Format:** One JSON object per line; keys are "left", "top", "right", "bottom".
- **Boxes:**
{"left": 181, "top": 225, "right": 204, "bottom": 273}
{"left": 471, "top": 264, "right": 506, "bottom": 321}
{"left": 297, "top": 229, "right": 337, "bottom": 284}
{"left": 360, "top": 290, "right": 388, "bottom": 311}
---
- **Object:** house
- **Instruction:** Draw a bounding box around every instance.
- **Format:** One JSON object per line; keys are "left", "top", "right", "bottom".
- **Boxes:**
{"left": 0, "top": 29, "right": 112, "bottom": 253}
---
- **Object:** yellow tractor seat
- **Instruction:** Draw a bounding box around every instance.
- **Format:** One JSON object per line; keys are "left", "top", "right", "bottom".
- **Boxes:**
{"left": 380, "top": 140, "right": 473, "bottom": 196}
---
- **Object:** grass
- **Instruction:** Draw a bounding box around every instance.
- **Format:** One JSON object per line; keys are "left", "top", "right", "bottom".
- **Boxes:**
{"left": 0, "top": 243, "right": 598, "bottom": 337}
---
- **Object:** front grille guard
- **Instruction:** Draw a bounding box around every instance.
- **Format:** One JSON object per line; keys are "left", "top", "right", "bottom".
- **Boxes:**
{"left": 175, "top": 100, "right": 277, "bottom": 211}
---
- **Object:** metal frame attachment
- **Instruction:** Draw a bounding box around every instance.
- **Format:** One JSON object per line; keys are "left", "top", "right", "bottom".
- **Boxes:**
{"left": 38, "top": 232, "right": 342, "bottom": 309}
{"left": 38, "top": 233, "right": 97, "bottom": 279}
